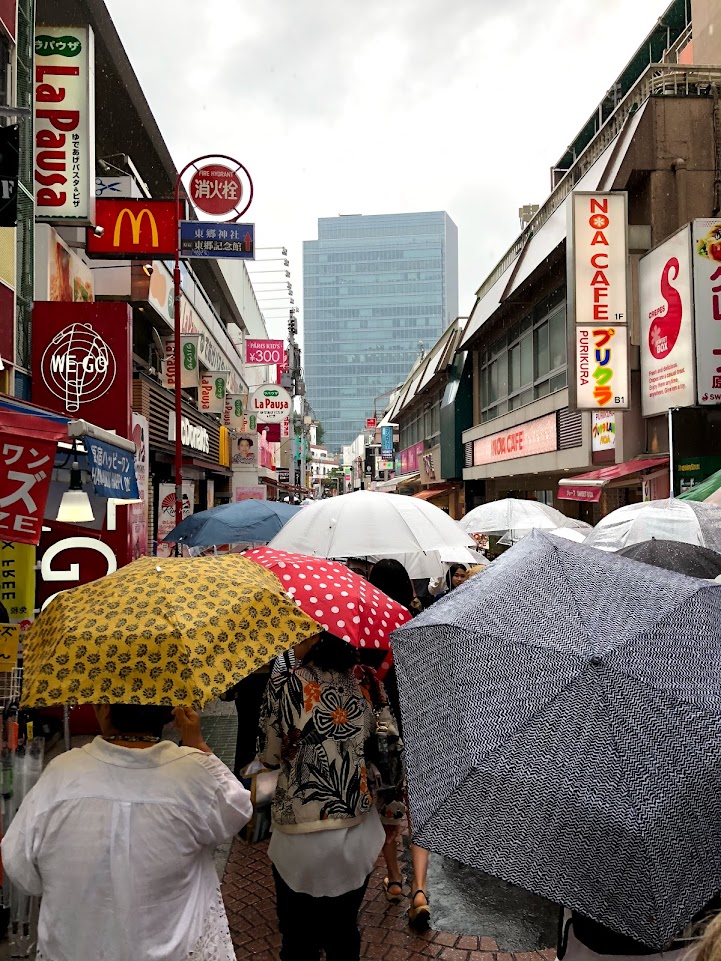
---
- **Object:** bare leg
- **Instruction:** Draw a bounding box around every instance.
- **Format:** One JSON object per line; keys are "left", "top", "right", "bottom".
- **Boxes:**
{"left": 409, "top": 844, "right": 431, "bottom": 928}
{"left": 382, "top": 825, "right": 403, "bottom": 901}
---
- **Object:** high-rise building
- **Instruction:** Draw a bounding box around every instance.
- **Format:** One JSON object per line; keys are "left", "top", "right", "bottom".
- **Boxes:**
{"left": 303, "top": 211, "right": 458, "bottom": 451}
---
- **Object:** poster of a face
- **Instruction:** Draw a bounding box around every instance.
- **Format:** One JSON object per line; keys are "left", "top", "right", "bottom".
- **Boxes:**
{"left": 232, "top": 433, "right": 257, "bottom": 468}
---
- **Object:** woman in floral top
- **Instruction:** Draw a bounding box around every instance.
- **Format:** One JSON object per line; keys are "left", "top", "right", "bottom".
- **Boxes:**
{"left": 258, "top": 632, "right": 404, "bottom": 961}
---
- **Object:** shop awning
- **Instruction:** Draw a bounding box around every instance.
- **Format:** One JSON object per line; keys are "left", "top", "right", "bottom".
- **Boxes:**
{"left": 412, "top": 485, "right": 455, "bottom": 501}
{"left": 558, "top": 456, "right": 669, "bottom": 502}
{"left": 373, "top": 472, "right": 420, "bottom": 492}
{"left": 677, "top": 468, "right": 721, "bottom": 504}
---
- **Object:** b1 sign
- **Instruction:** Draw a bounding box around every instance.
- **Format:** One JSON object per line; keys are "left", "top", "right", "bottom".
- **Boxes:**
{"left": 250, "top": 384, "right": 292, "bottom": 423}
{"left": 246, "top": 339, "right": 284, "bottom": 365}
{"left": 569, "top": 192, "right": 629, "bottom": 409}
{"left": 34, "top": 26, "right": 95, "bottom": 223}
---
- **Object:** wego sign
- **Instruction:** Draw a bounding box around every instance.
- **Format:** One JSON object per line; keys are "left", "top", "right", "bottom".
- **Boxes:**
{"left": 40, "top": 322, "right": 115, "bottom": 412}
{"left": 86, "top": 198, "right": 180, "bottom": 259}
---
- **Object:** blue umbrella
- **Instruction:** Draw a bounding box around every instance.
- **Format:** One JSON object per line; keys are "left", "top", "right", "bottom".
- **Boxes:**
{"left": 163, "top": 500, "right": 301, "bottom": 547}
{"left": 391, "top": 529, "right": 721, "bottom": 949}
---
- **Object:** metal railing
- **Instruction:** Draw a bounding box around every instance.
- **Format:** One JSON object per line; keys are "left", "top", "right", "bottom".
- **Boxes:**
{"left": 474, "top": 64, "right": 721, "bottom": 304}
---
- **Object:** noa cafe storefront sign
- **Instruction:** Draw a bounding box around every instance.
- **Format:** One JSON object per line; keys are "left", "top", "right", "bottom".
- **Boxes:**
{"left": 250, "top": 384, "right": 292, "bottom": 423}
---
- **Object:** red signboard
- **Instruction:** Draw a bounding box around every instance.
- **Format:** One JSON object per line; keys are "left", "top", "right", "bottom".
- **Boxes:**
{"left": 0, "top": 0, "right": 16, "bottom": 42}
{"left": 473, "top": 413, "right": 557, "bottom": 467}
{"left": 86, "top": 199, "right": 181, "bottom": 259}
{"left": 31, "top": 301, "right": 133, "bottom": 439}
{"left": 365, "top": 418, "right": 377, "bottom": 429}
{"left": 0, "top": 434, "right": 58, "bottom": 545}
{"left": 557, "top": 486, "right": 602, "bottom": 503}
{"left": 246, "top": 339, "right": 284, "bottom": 365}
{"left": 190, "top": 165, "right": 242, "bottom": 216}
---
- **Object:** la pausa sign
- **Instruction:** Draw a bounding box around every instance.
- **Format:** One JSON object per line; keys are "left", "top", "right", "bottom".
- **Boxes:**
{"left": 250, "top": 384, "right": 292, "bottom": 423}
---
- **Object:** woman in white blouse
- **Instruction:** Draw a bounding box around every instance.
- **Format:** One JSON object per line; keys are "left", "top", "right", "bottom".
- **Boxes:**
{"left": 1, "top": 703, "right": 252, "bottom": 961}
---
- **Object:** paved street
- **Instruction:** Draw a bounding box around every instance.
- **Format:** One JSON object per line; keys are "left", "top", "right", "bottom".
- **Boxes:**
{"left": 202, "top": 704, "right": 559, "bottom": 961}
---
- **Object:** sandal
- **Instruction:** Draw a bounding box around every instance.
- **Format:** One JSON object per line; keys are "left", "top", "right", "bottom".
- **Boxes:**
{"left": 408, "top": 889, "right": 431, "bottom": 930}
{"left": 384, "top": 878, "right": 404, "bottom": 903}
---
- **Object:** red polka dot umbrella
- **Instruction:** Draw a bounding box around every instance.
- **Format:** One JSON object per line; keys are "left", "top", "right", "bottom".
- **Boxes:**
{"left": 244, "top": 547, "right": 412, "bottom": 649}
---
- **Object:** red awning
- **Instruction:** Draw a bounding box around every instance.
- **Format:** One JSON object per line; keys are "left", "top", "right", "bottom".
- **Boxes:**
{"left": 558, "top": 457, "right": 669, "bottom": 503}
{"left": 413, "top": 485, "right": 455, "bottom": 501}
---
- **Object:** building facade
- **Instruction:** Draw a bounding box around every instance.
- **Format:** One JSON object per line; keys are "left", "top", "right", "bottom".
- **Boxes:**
{"left": 303, "top": 211, "right": 458, "bottom": 451}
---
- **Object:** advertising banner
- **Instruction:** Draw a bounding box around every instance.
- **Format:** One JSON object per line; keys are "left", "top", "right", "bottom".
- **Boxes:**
{"left": 85, "top": 437, "right": 139, "bottom": 500}
{"left": 692, "top": 219, "right": 721, "bottom": 404}
{"left": 250, "top": 384, "right": 292, "bottom": 424}
{"left": 32, "top": 301, "right": 133, "bottom": 438}
{"left": 162, "top": 334, "right": 200, "bottom": 390}
{"left": 223, "top": 393, "right": 246, "bottom": 430}
{"left": 35, "top": 224, "right": 94, "bottom": 303}
{"left": 381, "top": 425, "right": 394, "bottom": 459}
{"left": 199, "top": 370, "right": 229, "bottom": 414}
{"left": 592, "top": 412, "right": 616, "bottom": 452}
{"left": 129, "top": 413, "right": 149, "bottom": 561}
{"left": 87, "top": 199, "right": 181, "bottom": 259}
{"left": 569, "top": 192, "right": 629, "bottom": 409}
{"left": 0, "top": 541, "right": 35, "bottom": 623}
{"left": 156, "top": 482, "right": 194, "bottom": 558}
{"left": 575, "top": 325, "right": 629, "bottom": 410}
{"left": 639, "top": 225, "right": 695, "bottom": 416}
{"left": 233, "top": 480, "right": 267, "bottom": 502}
{"left": 34, "top": 26, "right": 95, "bottom": 223}
{"left": 245, "top": 339, "right": 284, "bottom": 366}
{"left": 232, "top": 433, "right": 257, "bottom": 469}
{"left": 473, "top": 413, "right": 557, "bottom": 467}
{"left": 0, "top": 436, "right": 58, "bottom": 545}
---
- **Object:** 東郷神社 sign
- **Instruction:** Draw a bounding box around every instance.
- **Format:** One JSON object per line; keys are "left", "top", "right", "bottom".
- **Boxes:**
{"left": 179, "top": 221, "right": 254, "bottom": 259}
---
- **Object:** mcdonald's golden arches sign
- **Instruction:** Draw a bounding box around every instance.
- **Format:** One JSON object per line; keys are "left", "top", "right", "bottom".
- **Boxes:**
{"left": 86, "top": 198, "right": 182, "bottom": 259}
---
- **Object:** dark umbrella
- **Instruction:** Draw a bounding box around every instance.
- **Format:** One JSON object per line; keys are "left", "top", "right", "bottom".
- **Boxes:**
{"left": 164, "top": 500, "right": 301, "bottom": 547}
{"left": 391, "top": 529, "right": 721, "bottom": 949}
{"left": 618, "top": 538, "right": 721, "bottom": 579}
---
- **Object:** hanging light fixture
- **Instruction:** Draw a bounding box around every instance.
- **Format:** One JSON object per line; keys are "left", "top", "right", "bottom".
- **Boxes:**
{"left": 56, "top": 443, "right": 94, "bottom": 523}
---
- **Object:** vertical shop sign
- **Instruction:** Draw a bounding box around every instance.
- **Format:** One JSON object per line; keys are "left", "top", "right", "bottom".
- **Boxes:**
{"left": 692, "top": 219, "right": 721, "bottom": 404}
{"left": 0, "top": 542, "right": 35, "bottom": 624}
{"left": 568, "top": 192, "right": 629, "bottom": 409}
{"left": 200, "top": 370, "right": 229, "bottom": 414}
{"left": 381, "top": 425, "right": 394, "bottom": 459}
{"left": 156, "top": 482, "right": 194, "bottom": 558}
{"left": 130, "top": 413, "right": 149, "bottom": 561}
{"left": 639, "top": 225, "right": 696, "bottom": 416}
{"left": 34, "top": 26, "right": 95, "bottom": 223}
{"left": 162, "top": 334, "right": 200, "bottom": 390}
{"left": 0, "top": 436, "right": 58, "bottom": 545}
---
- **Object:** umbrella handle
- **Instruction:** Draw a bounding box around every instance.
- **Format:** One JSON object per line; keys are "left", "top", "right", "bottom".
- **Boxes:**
{"left": 557, "top": 908, "right": 572, "bottom": 960}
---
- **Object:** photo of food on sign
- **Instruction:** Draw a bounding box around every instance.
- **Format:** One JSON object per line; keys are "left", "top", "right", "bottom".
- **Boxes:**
{"left": 232, "top": 433, "right": 257, "bottom": 468}
{"left": 696, "top": 223, "right": 721, "bottom": 261}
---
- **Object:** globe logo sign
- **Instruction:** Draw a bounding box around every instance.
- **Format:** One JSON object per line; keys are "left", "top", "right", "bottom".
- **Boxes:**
{"left": 40, "top": 323, "right": 116, "bottom": 412}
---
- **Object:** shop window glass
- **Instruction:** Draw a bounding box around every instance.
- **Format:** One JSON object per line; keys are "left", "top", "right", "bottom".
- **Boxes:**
{"left": 510, "top": 344, "right": 521, "bottom": 393}
{"left": 535, "top": 322, "right": 550, "bottom": 378}
{"left": 535, "top": 380, "right": 551, "bottom": 400}
{"left": 520, "top": 335, "right": 533, "bottom": 386}
{"left": 549, "top": 308, "right": 566, "bottom": 370}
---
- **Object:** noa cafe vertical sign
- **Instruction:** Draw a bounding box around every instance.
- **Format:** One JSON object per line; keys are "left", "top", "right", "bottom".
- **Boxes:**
{"left": 34, "top": 26, "right": 96, "bottom": 224}
{"left": 200, "top": 370, "right": 229, "bottom": 414}
{"left": 569, "top": 192, "right": 630, "bottom": 409}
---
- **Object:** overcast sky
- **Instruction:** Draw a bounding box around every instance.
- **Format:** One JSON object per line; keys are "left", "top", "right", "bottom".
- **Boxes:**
{"left": 105, "top": 0, "right": 670, "bottom": 343}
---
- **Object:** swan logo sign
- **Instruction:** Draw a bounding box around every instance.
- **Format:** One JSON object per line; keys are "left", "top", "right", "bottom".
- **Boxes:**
{"left": 639, "top": 225, "right": 695, "bottom": 417}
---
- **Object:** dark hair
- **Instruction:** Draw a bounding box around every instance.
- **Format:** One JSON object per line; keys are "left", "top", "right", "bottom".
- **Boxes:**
{"left": 304, "top": 631, "right": 358, "bottom": 673}
{"left": 368, "top": 558, "right": 414, "bottom": 611}
{"left": 108, "top": 704, "right": 174, "bottom": 738}
{"left": 447, "top": 563, "right": 467, "bottom": 591}
{"left": 238, "top": 437, "right": 253, "bottom": 448}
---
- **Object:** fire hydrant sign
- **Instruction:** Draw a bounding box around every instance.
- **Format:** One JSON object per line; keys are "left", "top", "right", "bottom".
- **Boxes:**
{"left": 179, "top": 221, "right": 254, "bottom": 260}
{"left": 569, "top": 192, "right": 630, "bottom": 409}
{"left": 250, "top": 384, "right": 292, "bottom": 424}
{"left": 189, "top": 165, "right": 242, "bottom": 216}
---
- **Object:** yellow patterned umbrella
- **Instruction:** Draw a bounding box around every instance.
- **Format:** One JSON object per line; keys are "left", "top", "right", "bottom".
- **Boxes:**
{"left": 22, "top": 555, "right": 321, "bottom": 709}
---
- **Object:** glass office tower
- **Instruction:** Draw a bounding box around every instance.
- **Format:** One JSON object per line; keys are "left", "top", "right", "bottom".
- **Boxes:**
{"left": 303, "top": 211, "right": 458, "bottom": 452}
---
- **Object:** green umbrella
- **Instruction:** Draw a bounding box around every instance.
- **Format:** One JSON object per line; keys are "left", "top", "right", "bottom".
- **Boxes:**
{"left": 677, "top": 468, "right": 721, "bottom": 503}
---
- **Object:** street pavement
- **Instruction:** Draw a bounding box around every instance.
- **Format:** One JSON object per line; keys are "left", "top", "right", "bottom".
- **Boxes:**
{"left": 203, "top": 704, "right": 559, "bottom": 961}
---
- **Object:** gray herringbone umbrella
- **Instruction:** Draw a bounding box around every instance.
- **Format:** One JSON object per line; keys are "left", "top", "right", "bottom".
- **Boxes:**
{"left": 391, "top": 530, "right": 721, "bottom": 949}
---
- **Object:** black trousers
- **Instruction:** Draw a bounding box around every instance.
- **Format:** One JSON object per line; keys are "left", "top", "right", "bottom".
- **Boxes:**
{"left": 272, "top": 866, "right": 369, "bottom": 961}
{"left": 232, "top": 670, "right": 269, "bottom": 777}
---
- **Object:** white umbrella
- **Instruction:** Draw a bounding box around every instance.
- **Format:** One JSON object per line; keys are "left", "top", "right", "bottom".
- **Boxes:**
{"left": 460, "top": 498, "right": 587, "bottom": 537}
{"left": 546, "top": 527, "right": 587, "bottom": 543}
{"left": 268, "top": 490, "right": 476, "bottom": 574}
{"left": 368, "top": 544, "right": 485, "bottom": 579}
{"left": 584, "top": 499, "right": 721, "bottom": 552}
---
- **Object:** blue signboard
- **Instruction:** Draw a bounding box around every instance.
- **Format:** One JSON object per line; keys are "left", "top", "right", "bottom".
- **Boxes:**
{"left": 179, "top": 221, "right": 255, "bottom": 259}
{"left": 381, "top": 425, "right": 394, "bottom": 459}
{"left": 85, "top": 438, "right": 139, "bottom": 500}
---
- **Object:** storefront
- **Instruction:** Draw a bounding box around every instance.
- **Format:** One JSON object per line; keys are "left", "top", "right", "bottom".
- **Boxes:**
{"left": 132, "top": 372, "right": 230, "bottom": 552}
{"left": 558, "top": 456, "right": 670, "bottom": 510}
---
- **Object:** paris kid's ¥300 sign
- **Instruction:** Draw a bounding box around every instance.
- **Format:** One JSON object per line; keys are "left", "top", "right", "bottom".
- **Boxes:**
{"left": 569, "top": 192, "right": 630, "bottom": 410}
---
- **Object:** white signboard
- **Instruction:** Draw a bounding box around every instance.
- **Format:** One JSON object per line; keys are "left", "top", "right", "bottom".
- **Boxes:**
{"left": 570, "top": 192, "right": 629, "bottom": 409}
{"left": 34, "top": 27, "right": 95, "bottom": 223}
{"left": 199, "top": 370, "right": 229, "bottom": 414}
{"left": 157, "top": 482, "right": 194, "bottom": 558}
{"left": 250, "top": 384, "right": 292, "bottom": 423}
{"left": 167, "top": 413, "right": 210, "bottom": 454}
{"left": 162, "top": 334, "right": 199, "bottom": 390}
{"left": 639, "top": 225, "right": 695, "bottom": 417}
{"left": 692, "top": 219, "right": 721, "bottom": 404}
{"left": 592, "top": 412, "right": 616, "bottom": 452}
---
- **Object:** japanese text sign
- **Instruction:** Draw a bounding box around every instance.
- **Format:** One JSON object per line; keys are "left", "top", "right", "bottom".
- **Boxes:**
{"left": 250, "top": 384, "right": 292, "bottom": 423}
{"left": 85, "top": 438, "right": 139, "bottom": 500}
{"left": 246, "top": 339, "right": 284, "bottom": 365}
{"left": 0, "top": 436, "right": 57, "bottom": 545}
{"left": 569, "top": 192, "right": 629, "bottom": 409}
{"left": 34, "top": 26, "right": 95, "bottom": 224}
{"left": 190, "top": 165, "right": 242, "bottom": 216}
{"left": 86, "top": 199, "right": 181, "bottom": 259}
{"left": 639, "top": 225, "right": 696, "bottom": 416}
{"left": 0, "top": 541, "right": 36, "bottom": 622}
{"left": 381, "top": 425, "right": 394, "bottom": 459}
{"left": 0, "top": 624, "right": 19, "bottom": 669}
{"left": 692, "top": 219, "right": 721, "bottom": 404}
{"left": 179, "top": 221, "right": 254, "bottom": 260}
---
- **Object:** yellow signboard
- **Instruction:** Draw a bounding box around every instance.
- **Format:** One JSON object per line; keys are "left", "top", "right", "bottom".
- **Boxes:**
{"left": 0, "top": 625, "right": 20, "bottom": 670}
{"left": 0, "top": 542, "right": 35, "bottom": 621}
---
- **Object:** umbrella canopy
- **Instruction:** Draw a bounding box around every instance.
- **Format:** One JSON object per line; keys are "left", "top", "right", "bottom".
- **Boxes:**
{"left": 390, "top": 530, "right": 721, "bottom": 948}
{"left": 618, "top": 538, "right": 721, "bottom": 579}
{"left": 245, "top": 547, "right": 412, "bottom": 649}
{"left": 677, "top": 469, "right": 721, "bottom": 505}
{"left": 163, "top": 500, "right": 301, "bottom": 548}
{"left": 585, "top": 499, "right": 721, "bottom": 553}
{"left": 22, "top": 555, "right": 321, "bottom": 709}
{"left": 268, "top": 490, "right": 476, "bottom": 563}
{"left": 367, "top": 544, "right": 485, "bottom": 579}
{"left": 459, "top": 498, "right": 590, "bottom": 537}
